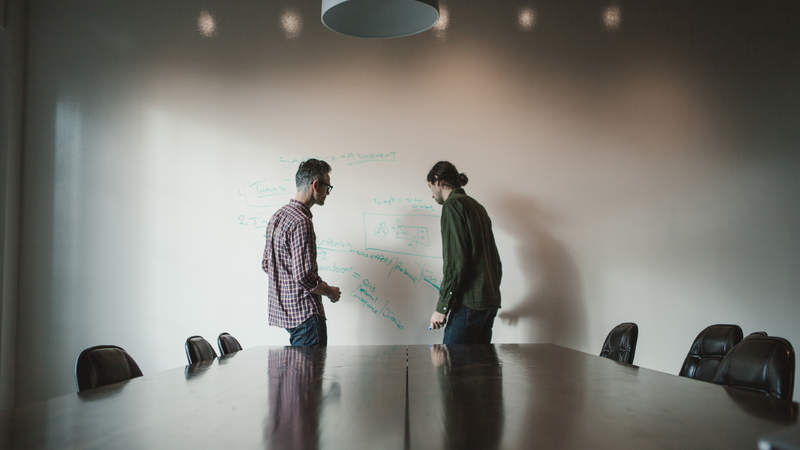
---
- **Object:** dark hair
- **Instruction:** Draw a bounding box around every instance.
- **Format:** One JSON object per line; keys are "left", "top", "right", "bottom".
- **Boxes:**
{"left": 295, "top": 158, "right": 331, "bottom": 189}
{"left": 426, "top": 161, "right": 468, "bottom": 188}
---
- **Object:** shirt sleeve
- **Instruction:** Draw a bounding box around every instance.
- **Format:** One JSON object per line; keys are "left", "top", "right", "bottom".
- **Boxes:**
{"left": 262, "top": 246, "right": 270, "bottom": 274}
{"left": 288, "top": 219, "right": 323, "bottom": 292}
{"left": 436, "top": 202, "right": 469, "bottom": 314}
{"left": 262, "top": 230, "right": 272, "bottom": 274}
{"left": 262, "top": 216, "right": 277, "bottom": 274}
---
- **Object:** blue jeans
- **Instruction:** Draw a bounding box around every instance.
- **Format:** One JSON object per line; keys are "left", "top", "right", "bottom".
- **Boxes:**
{"left": 287, "top": 315, "right": 327, "bottom": 346}
{"left": 443, "top": 303, "right": 498, "bottom": 345}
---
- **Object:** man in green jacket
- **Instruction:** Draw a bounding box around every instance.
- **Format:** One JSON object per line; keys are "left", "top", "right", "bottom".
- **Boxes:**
{"left": 427, "top": 161, "right": 502, "bottom": 344}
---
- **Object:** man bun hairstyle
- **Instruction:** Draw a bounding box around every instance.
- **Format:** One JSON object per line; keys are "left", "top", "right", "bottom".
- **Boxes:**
{"left": 295, "top": 158, "right": 331, "bottom": 189}
{"left": 427, "top": 161, "right": 468, "bottom": 188}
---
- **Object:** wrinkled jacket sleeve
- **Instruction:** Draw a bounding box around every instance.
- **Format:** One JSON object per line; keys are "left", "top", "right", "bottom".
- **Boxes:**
{"left": 436, "top": 202, "right": 469, "bottom": 314}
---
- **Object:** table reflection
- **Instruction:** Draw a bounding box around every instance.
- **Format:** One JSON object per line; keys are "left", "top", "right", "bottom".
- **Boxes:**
{"left": 3, "top": 345, "right": 796, "bottom": 450}
{"left": 430, "top": 345, "right": 504, "bottom": 450}
{"left": 266, "top": 346, "right": 327, "bottom": 450}
{"left": 184, "top": 359, "right": 214, "bottom": 379}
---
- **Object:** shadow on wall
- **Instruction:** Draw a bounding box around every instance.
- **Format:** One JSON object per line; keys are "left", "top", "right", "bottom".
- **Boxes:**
{"left": 494, "top": 194, "right": 587, "bottom": 348}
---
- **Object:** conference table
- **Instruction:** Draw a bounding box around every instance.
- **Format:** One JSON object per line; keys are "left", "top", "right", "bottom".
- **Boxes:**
{"left": 1, "top": 344, "right": 797, "bottom": 449}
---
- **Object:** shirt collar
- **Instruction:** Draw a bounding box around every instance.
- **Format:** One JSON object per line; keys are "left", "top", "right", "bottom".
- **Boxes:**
{"left": 289, "top": 199, "right": 313, "bottom": 218}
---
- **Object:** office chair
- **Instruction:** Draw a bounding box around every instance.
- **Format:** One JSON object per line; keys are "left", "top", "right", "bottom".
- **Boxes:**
{"left": 75, "top": 345, "right": 143, "bottom": 391}
{"left": 600, "top": 322, "right": 638, "bottom": 364}
{"left": 746, "top": 331, "right": 768, "bottom": 339}
{"left": 679, "top": 324, "right": 743, "bottom": 382}
{"left": 217, "top": 332, "right": 243, "bottom": 356}
{"left": 712, "top": 335, "right": 795, "bottom": 401}
{"left": 185, "top": 335, "right": 217, "bottom": 365}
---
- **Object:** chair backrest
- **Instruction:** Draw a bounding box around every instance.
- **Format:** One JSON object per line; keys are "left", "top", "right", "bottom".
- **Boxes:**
{"left": 185, "top": 335, "right": 217, "bottom": 364}
{"left": 679, "top": 324, "right": 743, "bottom": 382}
{"left": 600, "top": 322, "right": 638, "bottom": 364}
{"left": 75, "top": 345, "right": 143, "bottom": 392}
{"left": 712, "top": 336, "right": 795, "bottom": 401}
{"left": 746, "top": 331, "right": 768, "bottom": 339}
{"left": 217, "top": 332, "right": 243, "bottom": 356}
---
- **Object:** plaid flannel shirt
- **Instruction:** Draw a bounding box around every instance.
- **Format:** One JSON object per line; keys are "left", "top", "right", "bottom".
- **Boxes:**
{"left": 263, "top": 200, "right": 325, "bottom": 328}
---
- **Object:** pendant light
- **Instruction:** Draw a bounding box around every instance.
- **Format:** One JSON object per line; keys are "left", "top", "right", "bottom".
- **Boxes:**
{"left": 322, "top": 0, "right": 440, "bottom": 38}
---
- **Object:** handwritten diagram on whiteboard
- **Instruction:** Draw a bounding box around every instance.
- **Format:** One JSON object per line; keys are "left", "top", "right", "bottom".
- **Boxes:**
{"left": 363, "top": 213, "right": 441, "bottom": 258}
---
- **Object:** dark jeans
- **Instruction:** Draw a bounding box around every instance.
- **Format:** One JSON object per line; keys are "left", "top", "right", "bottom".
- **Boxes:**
{"left": 287, "top": 314, "right": 327, "bottom": 346}
{"left": 443, "top": 303, "right": 498, "bottom": 345}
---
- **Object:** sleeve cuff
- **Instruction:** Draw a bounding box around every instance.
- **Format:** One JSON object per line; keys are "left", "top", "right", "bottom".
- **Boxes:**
{"left": 436, "top": 289, "right": 455, "bottom": 314}
{"left": 298, "top": 275, "right": 323, "bottom": 292}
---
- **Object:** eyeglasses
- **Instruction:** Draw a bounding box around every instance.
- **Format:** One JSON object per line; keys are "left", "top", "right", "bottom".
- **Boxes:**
{"left": 318, "top": 181, "right": 333, "bottom": 194}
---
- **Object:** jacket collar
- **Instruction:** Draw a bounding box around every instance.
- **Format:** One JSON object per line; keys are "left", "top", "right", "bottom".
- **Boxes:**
{"left": 444, "top": 188, "right": 466, "bottom": 205}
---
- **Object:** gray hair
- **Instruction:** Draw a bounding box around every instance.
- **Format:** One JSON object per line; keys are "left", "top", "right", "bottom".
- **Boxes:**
{"left": 295, "top": 158, "right": 331, "bottom": 189}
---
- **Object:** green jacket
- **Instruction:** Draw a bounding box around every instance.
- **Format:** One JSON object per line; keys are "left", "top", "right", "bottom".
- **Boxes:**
{"left": 436, "top": 188, "right": 502, "bottom": 314}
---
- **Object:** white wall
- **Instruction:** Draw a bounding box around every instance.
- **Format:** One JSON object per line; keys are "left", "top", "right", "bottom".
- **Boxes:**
{"left": 0, "top": 0, "right": 26, "bottom": 410}
{"left": 16, "top": 0, "right": 800, "bottom": 405}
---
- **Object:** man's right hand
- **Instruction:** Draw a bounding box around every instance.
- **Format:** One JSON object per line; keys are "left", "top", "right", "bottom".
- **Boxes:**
{"left": 429, "top": 311, "right": 447, "bottom": 330}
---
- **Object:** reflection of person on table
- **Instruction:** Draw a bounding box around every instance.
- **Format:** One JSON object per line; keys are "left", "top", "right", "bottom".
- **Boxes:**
{"left": 430, "top": 345, "right": 504, "bottom": 450}
{"left": 267, "top": 346, "right": 328, "bottom": 450}
{"left": 262, "top": 159, "right": 341, "bottom": 346}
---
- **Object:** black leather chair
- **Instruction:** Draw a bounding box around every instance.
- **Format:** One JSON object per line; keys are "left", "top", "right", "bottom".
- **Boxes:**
{"left": 711, "top": 336, "right": 795, "bottom": 401}
{"left": 600, "top": 322, "right": 638, "bottom": 364}
{"left": 217, "top": 332, "right": 243, "bottom": 356}
{"left": 679, "top": 324, "right": 743, "bottom": 382}
{"left": 725, "top": 387, "right": 798, "bottom": 425}
{"left": 75, "top": 345, "right": 143, "bottom": 391}
{"left": 746, "top": 331, "right": 768, "bottom": 339}
{"left": 185, "top": 335, "right": 217, "bottom": 365}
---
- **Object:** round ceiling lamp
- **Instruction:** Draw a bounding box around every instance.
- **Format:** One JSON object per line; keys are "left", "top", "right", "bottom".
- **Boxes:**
{"left": 322, "top": 0, "right": 440, "bottom": 38}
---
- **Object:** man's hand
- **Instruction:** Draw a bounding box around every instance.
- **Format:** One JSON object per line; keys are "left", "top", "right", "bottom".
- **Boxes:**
{"left": 429, "top": 311, "right": 447, "bottom": 330}
{"left": 312, "top": 281, "right": 341, "bottom": 303}
{"left": 326, "top": 285, "right": 341, "bottom": 302}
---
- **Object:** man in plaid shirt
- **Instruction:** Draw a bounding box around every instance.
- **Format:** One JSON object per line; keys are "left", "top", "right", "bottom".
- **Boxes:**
{"left": 262, "top": 159, "right": 341, "bottom": 346}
